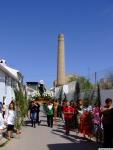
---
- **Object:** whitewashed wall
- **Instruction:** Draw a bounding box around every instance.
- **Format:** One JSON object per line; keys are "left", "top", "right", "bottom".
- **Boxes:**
{"left": 0, "top": 70, "right": 5, "bottom": 101}
{"left": 0, "top": 70, "right": 16, "bottom": 105}
{"left": 55, "top": 81, "right": 113, "bottom": 105}
{"left": 55, "top": 81, "right": 76, "bottom": 100}
{"left": 101, "top": 89, "right": 113, "bottom": 106}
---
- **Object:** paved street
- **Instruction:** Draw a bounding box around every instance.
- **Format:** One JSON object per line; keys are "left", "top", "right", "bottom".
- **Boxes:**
{"left": 1, "top": 113, "right": 101, "bottom": 150}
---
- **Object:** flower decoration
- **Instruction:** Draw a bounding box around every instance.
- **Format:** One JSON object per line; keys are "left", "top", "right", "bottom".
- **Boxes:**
{"left": 33, "top": 91, "right": 53, "bottom": 100}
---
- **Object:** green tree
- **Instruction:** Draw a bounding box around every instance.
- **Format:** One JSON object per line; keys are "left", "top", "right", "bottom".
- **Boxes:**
{"left": 78, "top": 77, "right": 93, "bottom": 91}
{"left": 66, "top": 74, "right": 93, "bottom": 91}
{"left": 15, "top": 83, "right": 28, "bottom": 131}
{"left": 74, "top": 81, "right": 80, "bottom": 104}
{"left": 67, "top": 75, "right": 78, "bottom": 82}
{"left": 95, "top": 83, "right": 101, "bottom": 107}
{"left": 83, "top": 91, "right": 90, "bottom": 107}
{"left": 59, "top": 87, "right": 63, "bottom": 104}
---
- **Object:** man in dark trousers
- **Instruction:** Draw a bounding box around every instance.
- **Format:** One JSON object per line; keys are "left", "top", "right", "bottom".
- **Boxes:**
{"left": 30, "top": 101, "right": 38, "bottom": 128}
{"left": 36, "top": 101, "right": 41, "bottom": 125}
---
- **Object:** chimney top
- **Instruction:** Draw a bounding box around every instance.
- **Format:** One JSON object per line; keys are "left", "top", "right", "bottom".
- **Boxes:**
{"left": 58, "top": 33, "right": 64, "bottom": 38}
{"left": 58, "top": 33, "right": 64, "bottom": 41}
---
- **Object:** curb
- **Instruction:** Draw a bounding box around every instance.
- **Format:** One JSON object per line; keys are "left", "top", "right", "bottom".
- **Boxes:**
{"left": 0, "top": 138, "right": 8, "bottom": 147}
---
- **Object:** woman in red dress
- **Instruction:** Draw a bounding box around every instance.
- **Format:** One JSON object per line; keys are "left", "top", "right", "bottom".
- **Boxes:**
{"left": 63, "top": 101, "right": 75, "bottom": 135}
{"left": 80, "top": 108, "right": 93, "bottom": 137}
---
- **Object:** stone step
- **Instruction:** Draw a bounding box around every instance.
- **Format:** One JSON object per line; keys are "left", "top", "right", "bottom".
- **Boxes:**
{"left": 0, "top": 137, "right": 8, "bottom": 147}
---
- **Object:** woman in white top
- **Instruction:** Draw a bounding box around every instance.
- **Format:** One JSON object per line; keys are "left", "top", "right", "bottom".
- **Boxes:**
{"left": 6, "top": 103, "right": 16, "bottom": 140}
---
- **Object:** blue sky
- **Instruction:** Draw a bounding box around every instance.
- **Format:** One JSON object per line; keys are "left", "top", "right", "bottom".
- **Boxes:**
{"left": 0, "top": 0, "right": 113, "bottom": 87}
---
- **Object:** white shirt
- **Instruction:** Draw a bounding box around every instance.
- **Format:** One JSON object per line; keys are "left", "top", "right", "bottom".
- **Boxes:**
{"left": 6, "top": 110, "right": 16, "bottom": 125}
{"left": 0, "top": 113, "right": 4, "bottom": 129}
{"left": 48, "top": 104, "right": 53, "bottom": 110}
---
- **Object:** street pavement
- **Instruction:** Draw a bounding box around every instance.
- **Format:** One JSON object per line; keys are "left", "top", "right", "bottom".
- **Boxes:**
{"left": 1, "top": 112, "right": 102, "bottom": 150}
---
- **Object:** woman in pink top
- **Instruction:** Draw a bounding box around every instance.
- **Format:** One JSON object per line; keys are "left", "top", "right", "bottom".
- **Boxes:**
{"left": 92, "top": 106, "right": 101, "bottom": 126}
{"left": 92, "top": 105, "right": 102, "bottom": 142}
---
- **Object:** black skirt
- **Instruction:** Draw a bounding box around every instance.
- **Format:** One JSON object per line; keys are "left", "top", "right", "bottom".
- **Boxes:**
{"left": 7, "top": 124, "right": 14, "bottom": 131}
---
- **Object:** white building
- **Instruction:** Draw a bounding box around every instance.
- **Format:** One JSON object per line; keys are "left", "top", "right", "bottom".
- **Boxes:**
{"left": 0, "top": 59, "right": 23, "bottom": 105}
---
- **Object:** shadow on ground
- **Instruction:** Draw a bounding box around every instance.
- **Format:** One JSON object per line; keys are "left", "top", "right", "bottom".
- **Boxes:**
{"left": 48, "top": 142, "right": 101, "bottom": 150}
{"left": 50, "top": 129, "right": 102, "bottom": 150}
{"left": 24, "top": 120, "right": 32, "bottom": 127}
{"left": 52, "top": 129, "right": 87, "bottom": 143}
{"left": 40, "top": 124, "right": 48, "bottom": 127}
{"left": 24, "top": 119, "right": 49, "bottom": 128}
{"left": 41, "top": 115, "right": 47, "bottom": 118}
{"left": 40, "top": 119, "right": 47, "bottom": 123}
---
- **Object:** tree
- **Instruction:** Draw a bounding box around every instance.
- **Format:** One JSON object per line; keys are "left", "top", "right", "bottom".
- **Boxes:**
{"left": 78, "top": 77, "right": 93, "bottom": 91}
{"left": 83, "top": 90, "right": 90, "bottom": 107}
{"left": 95, "top": 83, "right": 101, "bottom": 107}
{"left": 15, "top": 83, "right": 28, "bottom": 131}
{"left": 74, "top": 81, "right": 80, "bottom": 104}
{"left": 63, "top": 92, "right": 67, "bottom": 101}
{"left": 89, "top": 89, "right": 96, "bottom": 106}
{"left": 67, "top": 75, "right": 78, "bottom": 82}
{"left": 59, "top": 87, "right": 63, "bottom": 104}
{"left": 66, "top": 74, "right": 93, "bottom": 91}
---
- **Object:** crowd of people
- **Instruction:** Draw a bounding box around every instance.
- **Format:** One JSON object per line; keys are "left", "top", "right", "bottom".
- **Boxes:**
{"left": 43, "top": 98, "right": 113, "bottom": 148}
{"left": 0, "top": 97, "right": 113, "bottom": 148}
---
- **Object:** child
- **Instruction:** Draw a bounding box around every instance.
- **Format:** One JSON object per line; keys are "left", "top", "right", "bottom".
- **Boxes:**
{"left": 6, "top": 103, "right": 16, "bottom": 140}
